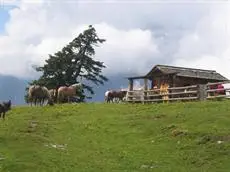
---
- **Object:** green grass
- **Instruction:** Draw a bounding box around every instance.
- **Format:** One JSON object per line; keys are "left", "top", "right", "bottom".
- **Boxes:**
{"left": 0, "top": 100, "right": 230, "bottom": 171}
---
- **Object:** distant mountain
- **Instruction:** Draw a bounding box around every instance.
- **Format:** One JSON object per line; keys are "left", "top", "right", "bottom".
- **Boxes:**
{"left": 0, "top": 75, "right": 30, "bottom": 105}
{"left": 0, "top": 75, "right": 131, "bottom": 105}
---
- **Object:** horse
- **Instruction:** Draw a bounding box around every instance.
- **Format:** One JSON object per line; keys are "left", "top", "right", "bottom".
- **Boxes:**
{"left": 57, "top": 83, "right": 83, "bottom": 103}
{"left": 104, "top": 90, "right": 111, "bottom": 102}
{"left": 28, "top": 85, "right": 54, "bottom": 106}
{"left": 0, "top": 100, "right": 12, "bottom": 119}
{"left": 105, "top": 90, "right": 127, "bottom": 103}
{"left": 49, "top": 89, "right": 57, "bottom": 102}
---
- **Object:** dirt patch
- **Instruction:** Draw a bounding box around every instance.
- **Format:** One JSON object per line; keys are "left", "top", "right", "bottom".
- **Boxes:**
{"left": 161, "top": 124, "right": 177, "bottom": 131}
{"left": 142, "top": 114, "right": 166, "bottom": 120}
{"left": 196, "top": 134, "right": 230, "bottom": 144}
{"left": 130, "top": 114, "right": 166, "bottom": 120}
{"left": 153, "top": 114, "right": 167, "bottom": 120}
{"left": 27, "top": 120, "right": 38, "bottom": 133}
{"left": 171, "top": 129, "right": 188, "bottom": 137}
{"left": 161, "top": 124, "right": 189, "bottom": 137}
{"left": 175, "top": 112, "right": 186, "bottom": 118}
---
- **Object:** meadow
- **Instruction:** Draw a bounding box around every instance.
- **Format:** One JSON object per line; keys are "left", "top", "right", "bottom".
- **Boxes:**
{"left": 0, "top": 101, "right": 230, "bottom": 171}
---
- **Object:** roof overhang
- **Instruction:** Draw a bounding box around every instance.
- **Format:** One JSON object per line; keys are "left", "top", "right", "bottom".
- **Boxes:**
{"left": 125, "top": 75, "right": 149, "bottom": 80}
{"left": 125, "top": 64, "right": 229, "bottom": 81}
{"left": 176, "top": 74, "right": 229, "bottom": 81}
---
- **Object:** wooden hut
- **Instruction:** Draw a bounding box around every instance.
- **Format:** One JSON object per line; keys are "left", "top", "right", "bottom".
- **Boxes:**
{"left": 127, "top": 64, "right": 228, "bottom": 91}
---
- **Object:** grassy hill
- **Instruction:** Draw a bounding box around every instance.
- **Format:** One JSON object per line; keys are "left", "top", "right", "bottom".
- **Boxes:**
{"left": 1, "top": 101, "right": 230, "bottom": 171}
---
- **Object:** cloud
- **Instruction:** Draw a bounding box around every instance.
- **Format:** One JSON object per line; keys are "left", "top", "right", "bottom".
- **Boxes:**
{"left": 173, "top": 3, "right": 230, "bottom": 79}
{"left": 0, "top": 0, "right": 162, "bottom": 79}
{"left": 94, "top": 23, "right": 159, "bottom": 75}
{"left": 2, "top": 0, "right": 230, "bottom": 81}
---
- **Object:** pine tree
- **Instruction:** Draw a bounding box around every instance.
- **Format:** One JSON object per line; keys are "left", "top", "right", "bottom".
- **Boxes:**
{"left": 25, "top": 25, "right": 108, "bottom": 103}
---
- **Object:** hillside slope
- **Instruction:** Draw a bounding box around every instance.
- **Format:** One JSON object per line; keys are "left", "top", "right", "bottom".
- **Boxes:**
{"left": 1, "top": 101, "right": 230, "bottom": 171}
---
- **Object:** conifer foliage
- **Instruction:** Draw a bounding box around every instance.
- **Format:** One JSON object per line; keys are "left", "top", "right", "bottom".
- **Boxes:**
{"left": 25, "top": 25, "right": 108, "bottom": 103}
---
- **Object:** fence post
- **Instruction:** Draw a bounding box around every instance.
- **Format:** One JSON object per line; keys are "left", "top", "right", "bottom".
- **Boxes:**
{"left": 197, "top": 84, "right": 207, "bottom": 101}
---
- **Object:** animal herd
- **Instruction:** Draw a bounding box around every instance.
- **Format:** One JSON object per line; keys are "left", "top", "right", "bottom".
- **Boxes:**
{"left": 28, "top": 83, "right": 83, "bottom": 106}
{"left": 0, "top": 84, "right": 126, "bottom": 120}
{"left": 0, "top": 82, "right": 227, "bottom": 120}
{"left": 28, "top": 82, "right": 129, "bottom": 105}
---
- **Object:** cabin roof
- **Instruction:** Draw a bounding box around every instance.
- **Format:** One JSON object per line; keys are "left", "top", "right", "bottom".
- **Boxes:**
{"left": 127, "top": 64, "right": 228, "bottom": 81}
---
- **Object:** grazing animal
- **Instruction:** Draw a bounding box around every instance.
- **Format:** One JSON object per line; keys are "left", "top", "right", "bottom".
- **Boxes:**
{"left": 49, "top": 89, "right": 57, "bottom": 102}
{"left": 0, "top": 100, "right": 12, "bottom": 119}
{"left": 57, "top": 83, "right": 83, "bottom": 103}
{"left": 105, "top": 90, "right": 127, "bottom": 103}
{"left": 28, "top": 85, "right": 54, "bottom": 106}
{"left": 105, "top": 90, "right": 112, "bottom": 102}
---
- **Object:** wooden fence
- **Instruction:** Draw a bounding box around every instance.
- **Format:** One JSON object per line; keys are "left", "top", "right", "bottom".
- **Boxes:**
{"left": 125, "top": 81, "right": 230, "bottom": 103}
{"left": 206, "top": 81, "right": 230, "bottom": 99}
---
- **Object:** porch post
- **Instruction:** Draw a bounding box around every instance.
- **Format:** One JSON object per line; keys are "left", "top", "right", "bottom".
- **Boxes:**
{"left": 128, "top": 79, "right": 133, "bottom": 101}
{"left": 151, "top": 79, "right": 154, "bottom": 89}
{"left": 171, "top": 75, "right": 176, "bottom": 99}
{"left": 144, "top": 78, "right": 148, "bottom": 101}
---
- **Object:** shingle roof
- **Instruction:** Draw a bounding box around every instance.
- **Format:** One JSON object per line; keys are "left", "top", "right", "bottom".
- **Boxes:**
{"left": 145, "top": 64, "right": 228, "bottom": 81}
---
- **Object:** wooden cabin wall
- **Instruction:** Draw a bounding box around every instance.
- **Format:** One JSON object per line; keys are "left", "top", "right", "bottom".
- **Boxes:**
{"left": 173, "top": 76, "right": 221, "bottom": 87}
{"left": 150, "top": 75, "right": 223, "bottom": 89}
{"left": 151, "top": 74, "right": 174, "bottom": 88}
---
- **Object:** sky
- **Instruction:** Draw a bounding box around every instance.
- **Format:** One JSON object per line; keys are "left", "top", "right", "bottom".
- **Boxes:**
{"left": 0, "top": 0, "right": 230, "bottom": 81}
{"left": 0, "top": 8, "right": 10, "bottom": 33}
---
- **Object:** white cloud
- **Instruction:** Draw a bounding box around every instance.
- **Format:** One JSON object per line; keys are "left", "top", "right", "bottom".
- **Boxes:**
{"left": 173, "top": 3, "right": 230, "bottom": 79}
{"left": 94, "top": 23, "right": 159, "bottom": 75}
{"left": 1, "top": 0, "right": 230, "bottom": 81}
{"left": 0, "top": 0, "right": 161, "bottom": 79}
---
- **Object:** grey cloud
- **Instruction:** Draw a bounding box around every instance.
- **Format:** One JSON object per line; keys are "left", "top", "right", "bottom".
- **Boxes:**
{"left": 0, "top": 0, "right": 224, "bottom": 78}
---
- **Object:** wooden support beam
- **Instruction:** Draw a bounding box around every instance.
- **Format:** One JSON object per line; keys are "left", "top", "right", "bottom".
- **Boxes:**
{"left": 128, "top": 79, "right": 133, "bottom": 101}
{"left": 144, "top": 78, "right": 148, "bottom": 101}
{"left": 151, "top": 78, "right": 155, "bottom": 89}
{"left": 128, "top": 79, "right": 133, "bottom": 91}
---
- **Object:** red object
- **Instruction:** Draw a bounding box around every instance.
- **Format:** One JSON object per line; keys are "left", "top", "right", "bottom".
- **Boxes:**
{"left": 217, "top": 84, "right": 225, "bottom": 94}
{"left": 210, "top": 85, "right": 217, "bottom": 89}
